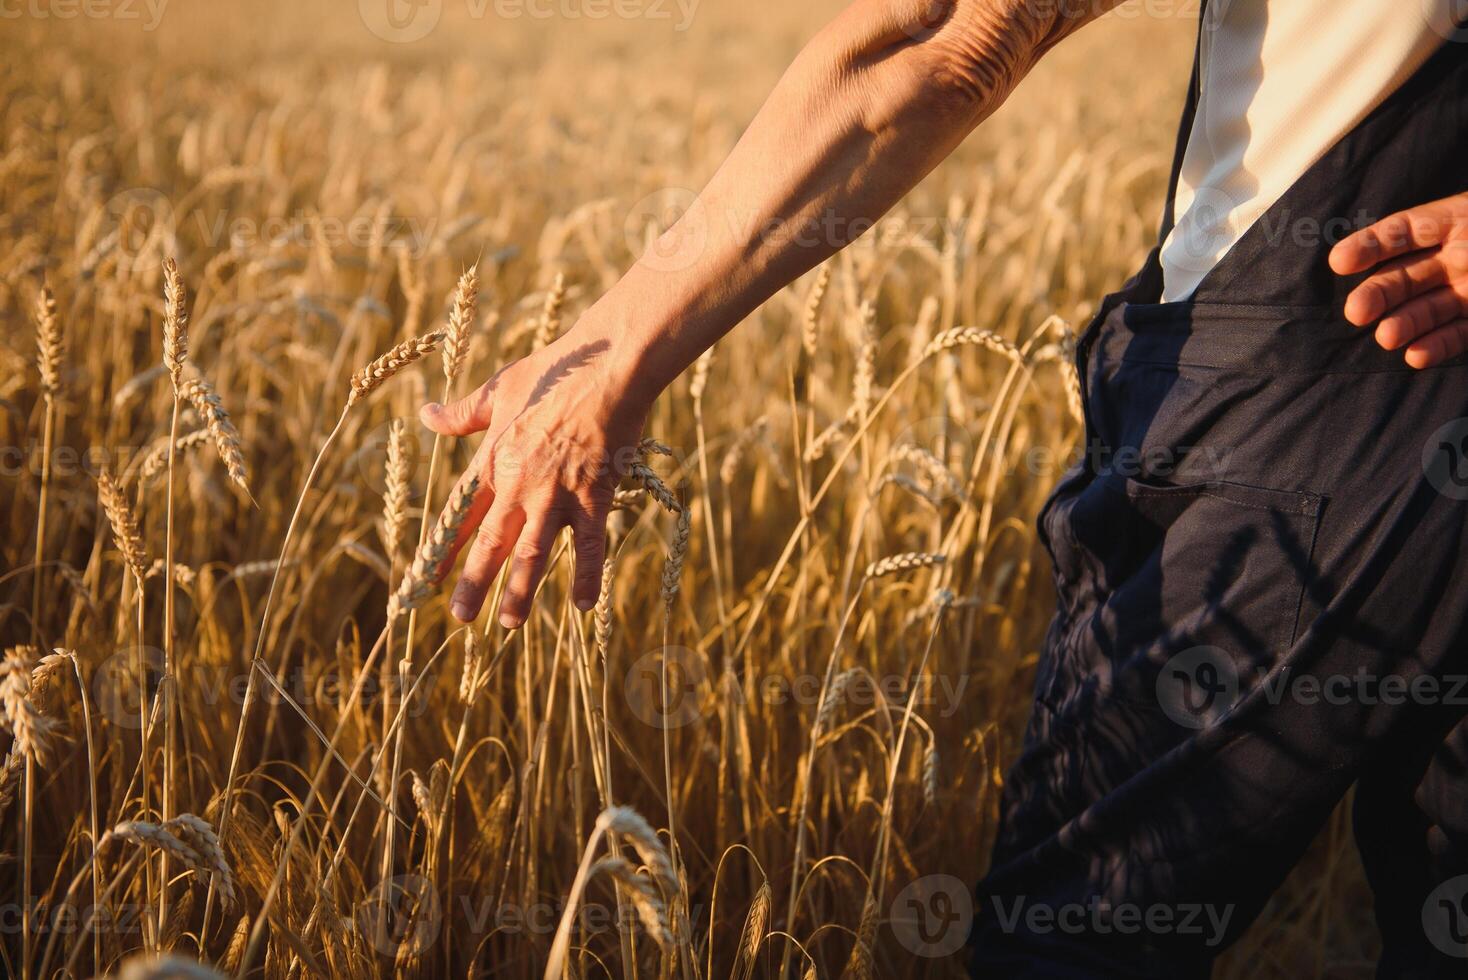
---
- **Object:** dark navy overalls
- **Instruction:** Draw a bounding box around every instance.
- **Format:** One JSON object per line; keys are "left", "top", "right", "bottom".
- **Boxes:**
{"left": 969, "top": 14, "right": 1468, "bottom": 979}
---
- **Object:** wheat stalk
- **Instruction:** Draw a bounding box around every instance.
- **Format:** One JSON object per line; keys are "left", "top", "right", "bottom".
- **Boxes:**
{"left": 660, "top": 504, "right": 691, "bottom": 609}
{"left": 864, "top": 552, "right": 945, "bottom": 578}
{"left": 922, "top": 325, "right": 1024, "bottom": 363}
{"left": 348, "top": 329, "right": 444, "bottom": 406}
{"left": 163, "top": 813, "right": 237, "bottom": 908}
{"left": 181, "top": 376, "right": 251, "bottom": 497}
{"left": 590, "top": 856, "right": 674, "bottom": 950}
{"left": 629, "top": 449, "right": 681, "bottom": 515}
{"left": 532, "top": 271, "right": 566, "bottom": 350}
{"left": 389, "top": 476, "right": 479, "bottom": 618}
{"left": 840, "top": 890, "right": 879, "bottom": 980}
{"left": 442, "top": 265, "right": 479, "bottom": 384}
{"left": 35, "top": 284, "right": 63, "bottom": 398}
{"left": 96, "top": 468, "right": 149, "bottom": 583}
{"left": 162, "top": 256, "right": 189, "bottom": 393}
{"left": 383, "top": 418, "right": 411, "bottom": 557}
{"left": 731, "top": 879, "right": 771, "bottom": 980}
{"left": 137, "top": 428, "right": 211, "bottom": 484}
{"left": 1, "top": 647, "right": 59, "bottom": 764}
{"left": 801, "top": 264, "right": 829, "bottom": 359}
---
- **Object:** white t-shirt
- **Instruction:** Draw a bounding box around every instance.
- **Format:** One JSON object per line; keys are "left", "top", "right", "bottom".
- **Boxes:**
{"left": 1159, "top": 1, "right": 1456, "bottom": 302}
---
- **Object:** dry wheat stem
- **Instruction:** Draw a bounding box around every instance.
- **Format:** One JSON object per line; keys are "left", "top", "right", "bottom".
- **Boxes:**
{"left": 159, "top": 256, "right": 192, "bottom": 938}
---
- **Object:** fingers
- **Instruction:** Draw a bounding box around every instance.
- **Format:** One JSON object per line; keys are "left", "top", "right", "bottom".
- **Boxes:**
{"left": 1342, "top": 250, "right": 1448, "bottom": 326}
{"left": 1406, "top": 320, "right": 1468, "bottom": 370}
{"left": 1330, "top": 201, "right": 1458, "bottom": 275}
{"left": 450, "top": 496, "right": 524, "bottom": 622}
{"left": 1375, "top": 286, "right": 1466, "bottom": 351}
{"left": 569, "top": 494, "right": 610, "bottom": 612}
{"left": 421, "top": 380, "right": 495, "bottom": 437}
{"left": 498, "top": 513, "right": 562, "bottom": 630}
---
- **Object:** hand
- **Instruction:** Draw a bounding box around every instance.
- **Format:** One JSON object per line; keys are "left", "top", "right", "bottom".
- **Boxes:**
{"left": 1330, "top": 191, "right": 1468, "bottom": 369}
{"left": 420, "top": 329, "right": 652, "bottom": 627}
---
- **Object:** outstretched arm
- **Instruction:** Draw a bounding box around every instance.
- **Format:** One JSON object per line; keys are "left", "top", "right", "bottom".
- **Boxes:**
{"left": 425, "top": 0, "right": 1123, "bottom": 627}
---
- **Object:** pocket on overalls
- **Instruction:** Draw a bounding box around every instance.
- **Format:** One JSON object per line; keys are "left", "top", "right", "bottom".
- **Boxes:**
{"left": 1038, "top": 471, "right": 1323, "bottom": 717}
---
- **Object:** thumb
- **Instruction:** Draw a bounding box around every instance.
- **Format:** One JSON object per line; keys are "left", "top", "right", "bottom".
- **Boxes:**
{"left": 421, "top": 383, "right": 493, "bottom": 436}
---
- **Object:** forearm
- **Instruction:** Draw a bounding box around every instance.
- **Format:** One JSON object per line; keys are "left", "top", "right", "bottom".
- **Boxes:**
{"left": 580, "top": 0, "right": 1119, "bottom": 394}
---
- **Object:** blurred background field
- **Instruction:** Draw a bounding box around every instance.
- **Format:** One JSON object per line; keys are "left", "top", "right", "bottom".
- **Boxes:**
{"left": 0, "top": 1, "right": 1377, "bottom": 977}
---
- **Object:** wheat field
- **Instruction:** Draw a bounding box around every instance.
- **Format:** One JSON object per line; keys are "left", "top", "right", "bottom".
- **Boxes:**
{"left": 0, "top": 2, "right": 1377, "bottom": 977}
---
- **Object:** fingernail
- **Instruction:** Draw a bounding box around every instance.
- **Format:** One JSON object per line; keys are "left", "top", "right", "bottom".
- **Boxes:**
{"left": 499, "top": 611, "right": 522, "bottom": 630}
{"left": 575, "top": 597, "right": 596, "bottom": 612}
{"left": 451, "top": 600, "right": 473, "bottom": 621}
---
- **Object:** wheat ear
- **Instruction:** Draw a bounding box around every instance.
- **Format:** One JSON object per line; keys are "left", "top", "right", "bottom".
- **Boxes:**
{"left": 590, "top": 856, "right": 674, "bottom": 949}
{"left": 442, "top": 265, "right": 479, "bottom": 384}
{"left": 181, "top": 377, "right": 251, "bottom": 497}
{"left": 35, "top": 285, "right": 63, "bottom": 398}
{"left": 389, "top": 475, "right": 479, "bottom": 618}
{"left": 162, "top": 256, "right": 189, "bottom": 393}
{"left": 96, "top": 469, "right": 149, "bottom": 582}
{"left": 349, "top": 329, "right": 444, "bottom": 406}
